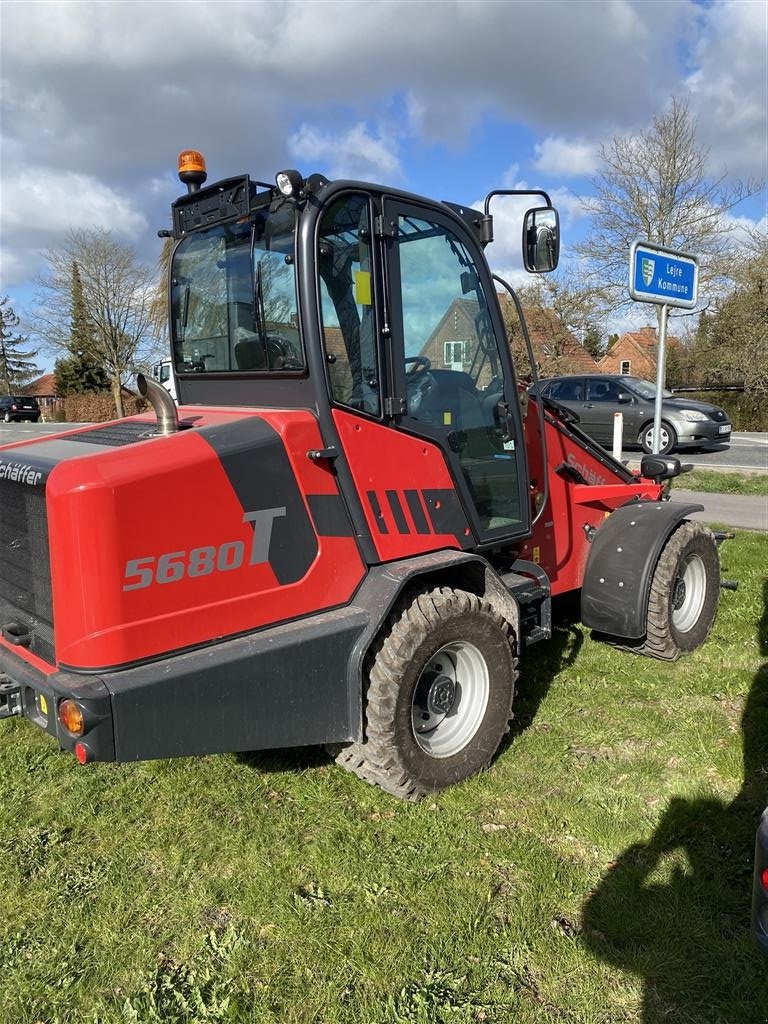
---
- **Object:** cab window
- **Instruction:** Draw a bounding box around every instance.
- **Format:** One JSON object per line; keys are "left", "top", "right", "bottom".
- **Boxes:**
{"left": 318, "top": 195, "right": 380, "bottom": 416}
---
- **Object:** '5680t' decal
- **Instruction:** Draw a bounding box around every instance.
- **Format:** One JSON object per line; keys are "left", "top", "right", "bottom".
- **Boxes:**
{"left": 123, "top": 507, "right": 286, "bottom": 592}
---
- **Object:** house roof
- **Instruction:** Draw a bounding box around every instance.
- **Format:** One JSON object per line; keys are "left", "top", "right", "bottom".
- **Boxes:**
{"left": 496, "top": 295, "right": 599, "bottom": 373}
{"left": 25, "top": 373, "right": 57, "bottom": 397}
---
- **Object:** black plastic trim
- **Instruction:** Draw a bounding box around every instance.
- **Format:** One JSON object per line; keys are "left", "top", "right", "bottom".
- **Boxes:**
{"left": 581, "top": 500, "right": 704, "bottom": 639}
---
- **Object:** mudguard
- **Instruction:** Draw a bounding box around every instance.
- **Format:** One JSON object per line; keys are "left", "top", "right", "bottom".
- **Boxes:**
{"left": 581, "top": 499, "right": 704, "bottom": 640}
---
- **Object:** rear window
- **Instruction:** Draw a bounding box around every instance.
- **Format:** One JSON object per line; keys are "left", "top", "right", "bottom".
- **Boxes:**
{"left": 12, "top": 396, "right": 38, "bottom": 405}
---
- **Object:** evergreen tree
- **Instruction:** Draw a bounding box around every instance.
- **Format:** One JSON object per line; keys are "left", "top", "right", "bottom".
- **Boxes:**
{"left": 0, "top": 296, "right": 41, "bottom": 394}
{"left": 53, "top": 262, "right": 110, "bottom": 396}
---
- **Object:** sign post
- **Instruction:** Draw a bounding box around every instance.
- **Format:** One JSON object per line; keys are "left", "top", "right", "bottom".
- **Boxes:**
{"left": 628, "top": 241, "right": 699, "bottom": 453}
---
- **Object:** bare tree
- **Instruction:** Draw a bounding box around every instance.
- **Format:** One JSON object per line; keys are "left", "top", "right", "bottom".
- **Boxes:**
{"left": 501, "top": 270, "right": 604, "bottom": 376}
{"left": 689, "top": 228, "right": 768, "bottom": 391}
{"left": 33, "top": 229, "right": 161, "bottom": 417}
{"left": 577, "top": 97, "right": 763, "bottom": 335}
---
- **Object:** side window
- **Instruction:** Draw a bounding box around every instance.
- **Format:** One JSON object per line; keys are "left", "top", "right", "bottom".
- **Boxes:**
{"left": 397, "top": 215, "right": 501, "bottom": 398}
{"left": 550, "top": 379, "right": 583, "bottom": 402}
{"left": 318, "top": 195, "right": 380, "bottom": 416}
{"left": 587, "top": 379, "right": 620, "bottom": 402}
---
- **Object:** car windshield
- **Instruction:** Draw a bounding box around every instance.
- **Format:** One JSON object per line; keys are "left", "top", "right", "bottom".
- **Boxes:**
{"left": 623, "top": 377, "right": 673, "bottom": 400}
{"left": 171, "top": 204, "right": 302, "bottom": 374}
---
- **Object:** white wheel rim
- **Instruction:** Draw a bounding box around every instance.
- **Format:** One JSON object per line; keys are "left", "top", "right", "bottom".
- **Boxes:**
{"left": 645, "top": 425, "right": 670, "bottom": 452}
{"left": 411, "top": 641, "right": 490, "bottom": 758}
{"left": 671, "top": 554, "right": 707, "bottom": 632}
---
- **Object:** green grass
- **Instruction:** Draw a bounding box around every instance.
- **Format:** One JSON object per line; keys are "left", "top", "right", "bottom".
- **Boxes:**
{"left": 673, "top": 469, "right": 768, "bottom": 496}
{"left": 1, "top": 533, "right": 767, "bottom": 1023}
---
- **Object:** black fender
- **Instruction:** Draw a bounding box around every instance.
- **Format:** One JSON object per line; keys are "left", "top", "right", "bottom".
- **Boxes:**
{"left": 581, "top": 499, "right": 704, "bottom": 640}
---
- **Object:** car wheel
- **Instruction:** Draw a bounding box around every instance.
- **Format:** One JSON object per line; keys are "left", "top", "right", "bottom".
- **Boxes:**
{"left": 641, "top": 421, "right": 677, "bottom": 455}
{"left": 2, "top": 411, "right": 10, "bottom": 423}
{"left": 332, "top": 587, "right": 517, "bottom": 800}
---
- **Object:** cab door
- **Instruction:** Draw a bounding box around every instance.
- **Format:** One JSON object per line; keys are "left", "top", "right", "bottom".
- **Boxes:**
{"left": 383, "top": 200, "right": 530, "bottom": 544}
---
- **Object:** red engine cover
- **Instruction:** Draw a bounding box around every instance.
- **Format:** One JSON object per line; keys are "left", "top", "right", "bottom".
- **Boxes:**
{"left": 44, "top": 410, "right": 365, "bottom": 670}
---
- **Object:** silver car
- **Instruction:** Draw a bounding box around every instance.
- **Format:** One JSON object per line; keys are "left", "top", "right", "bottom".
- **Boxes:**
{"left": 533, "top": 375, "right": 732, "bottom": 454}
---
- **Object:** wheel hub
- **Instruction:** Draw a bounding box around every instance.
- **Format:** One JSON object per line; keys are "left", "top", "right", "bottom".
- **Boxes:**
{"left": 672, "top": 577, "right": 687, "bottom": 610}
{"left": 426, "top": 674, "right": 457, "bottom": 716}
{"left": 410, "top": 642, "right": 490, "bottom": 758}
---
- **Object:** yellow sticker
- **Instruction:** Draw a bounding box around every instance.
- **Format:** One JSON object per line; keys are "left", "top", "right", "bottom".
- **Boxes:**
{"left": 532, "top": 546, "right": 541, "bottom": 564}
{"left": 354, "top": 270, "right": 371, "bottom": 306}
{"left": 39, "top": 694, "right": 48, "bottom": 716}
{"left": 443, "top": 411, "right": 452, "bottom": 426}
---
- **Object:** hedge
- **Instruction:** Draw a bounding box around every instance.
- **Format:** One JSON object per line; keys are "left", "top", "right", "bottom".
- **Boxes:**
{"left": 47, "top": 393, "right": 149, "bottom": 423}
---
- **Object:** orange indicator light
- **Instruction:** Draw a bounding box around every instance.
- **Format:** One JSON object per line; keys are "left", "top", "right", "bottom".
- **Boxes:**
{"left": 58, "top": 699, "right": 85, "bottom": 736}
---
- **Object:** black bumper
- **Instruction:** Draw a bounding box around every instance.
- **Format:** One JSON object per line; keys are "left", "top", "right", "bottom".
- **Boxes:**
{"left": 0, "top": 649, "right": 115, "bottom": 761}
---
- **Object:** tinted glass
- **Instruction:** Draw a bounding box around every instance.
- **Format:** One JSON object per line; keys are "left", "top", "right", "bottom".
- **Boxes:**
{"left": 586, "top": 379, "right": 623, "bottom": 401}
{"left": 171, "top": 208, "right": 302, "bottom": 374}
{"left": 548, "top": 379, "right": 583, "bottom": 401}
{"left": 318, "top": 195, "right": 380, "bottom": 415}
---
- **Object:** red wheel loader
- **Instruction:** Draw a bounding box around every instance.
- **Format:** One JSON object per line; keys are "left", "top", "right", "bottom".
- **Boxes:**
{"left": 0, "top": 153, "right": 724, "bottom": 798}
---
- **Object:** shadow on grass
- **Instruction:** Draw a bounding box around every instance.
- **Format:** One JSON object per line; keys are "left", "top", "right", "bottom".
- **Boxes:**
{"left": 581, "top": 581, "right": 768, "bottom": 1023}
{"left": 235, "top": 745, "right": 333, "bottom": 775}
{"left": 502, "top": 592, "right": 584, "bottom": 753}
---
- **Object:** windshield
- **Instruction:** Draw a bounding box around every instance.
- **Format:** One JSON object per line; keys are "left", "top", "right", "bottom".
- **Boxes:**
{"left": 623, "top": 377, "right": 673, "bottom": 400}
{"left": 170, "top": 205, "right": 302, "bottom": 374}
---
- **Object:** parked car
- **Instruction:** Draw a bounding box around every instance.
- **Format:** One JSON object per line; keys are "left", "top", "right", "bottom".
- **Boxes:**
{"left": 530, "top": 375, "right": 732, "bottom": 454}
{"left": 753, "top": 807, "right": 768, "bottom": 952}
{"left": 0, "top": 395, "right": 40, "bottom": 423}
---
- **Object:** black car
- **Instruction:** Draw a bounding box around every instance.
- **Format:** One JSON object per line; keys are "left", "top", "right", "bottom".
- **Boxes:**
{"left": 0, "top": 395, "right": 40, "bottom": 423}
{"left": 531, "top": 375, "right": 731, "bottom": 454}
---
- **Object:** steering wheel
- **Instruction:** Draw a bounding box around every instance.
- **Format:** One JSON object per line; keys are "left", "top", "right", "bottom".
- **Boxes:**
{"left": 405, "top": 356, "right": 432, "bottom": 375}
{"left": 404, "top": 357, "right": 436, "bottom": 418}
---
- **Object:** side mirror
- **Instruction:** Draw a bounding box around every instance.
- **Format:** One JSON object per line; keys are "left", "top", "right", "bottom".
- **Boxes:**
{"left": 640, "top": 454, "right": 682, "bottom": 483}
{"left": 617, "top": 392, "right": 632, "bottom": 404}
{"left": 523, "top": 207, "right": 560, "bottom": 273}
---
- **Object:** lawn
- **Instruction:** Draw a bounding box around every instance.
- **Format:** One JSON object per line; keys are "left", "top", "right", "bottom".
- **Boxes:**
{"left": 673, "top": 470, "right": 768, "bottom": 496}
{"left": 1, "top": 531, "right": 766, "bottom": 1024}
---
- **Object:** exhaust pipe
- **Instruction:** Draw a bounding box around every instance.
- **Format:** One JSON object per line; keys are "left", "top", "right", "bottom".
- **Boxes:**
{"left": 137, "top": 373, "right": 179, "bottom": 435}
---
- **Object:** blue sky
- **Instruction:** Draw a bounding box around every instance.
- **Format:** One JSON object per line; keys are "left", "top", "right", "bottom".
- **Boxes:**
{"left": 1, "top": 0, "right": 765, "bottom": 365}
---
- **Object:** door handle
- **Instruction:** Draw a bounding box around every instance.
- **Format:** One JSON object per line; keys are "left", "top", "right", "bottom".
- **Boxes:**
{"left": 496, "top": 400, "right": 515, "bottom": 443}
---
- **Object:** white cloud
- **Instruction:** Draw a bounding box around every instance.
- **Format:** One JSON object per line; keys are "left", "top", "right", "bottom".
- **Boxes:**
{"left": 1, "top": 0, "right": 763, "bottom": 293}
{"left": 533, "top": 137, "right": 599, "bottom": 177}
{"left": 288, "top": 122, "right": 402, "bottom": 181}
{"left": 0, "top": 167, "right": 148, "bottom": 287}
{"left": 686, "top": 0, "right": 768, "bottom": 181}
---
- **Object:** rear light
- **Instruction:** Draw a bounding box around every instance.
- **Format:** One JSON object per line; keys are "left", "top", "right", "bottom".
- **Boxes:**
{"left": 11, "top": 404, "right": 17, "bottom": 411}
{"left": 58, "top": 699, "right": 85, "bottom": 736}
{"left": 74, "top": 741, "right": 89, "bottom": 765}
{"left": 762, "top": 867, "right": 768, "bottom": 893}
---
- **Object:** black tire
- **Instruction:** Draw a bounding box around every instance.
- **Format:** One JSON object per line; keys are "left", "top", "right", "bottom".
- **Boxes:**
{"left": 641, "top": 420, "right": 677, "bottom": 455}
{"left": 333, "top": 588, "right": 517, "bottom": 800}
{"left": 618, "top": 521, "right": 720, "bottom": 660}
{"left": 2, "top": 411, "right": 10, "bottom": 423}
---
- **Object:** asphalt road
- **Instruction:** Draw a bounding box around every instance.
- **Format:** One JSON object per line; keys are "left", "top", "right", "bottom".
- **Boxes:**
{"left": 676, "top": 432, "right": 768, "bottom": 473}
{"left": 669, "top": 488, "right": 768, "bottom": 532}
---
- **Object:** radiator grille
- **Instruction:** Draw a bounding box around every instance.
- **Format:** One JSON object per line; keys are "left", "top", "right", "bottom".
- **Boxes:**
{"left": 0, "top": 481, "right": 55, "bottom": 664}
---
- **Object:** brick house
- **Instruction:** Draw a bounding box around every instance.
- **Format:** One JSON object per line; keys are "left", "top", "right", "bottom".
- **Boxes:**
{"left": 24, "top": 373, "right": 58, "bottom": 418}
{"left": 419, "top": 296, "right": 598, "bottom": 383}
{"left": 598, "top": 326, "right": 681, "bottom": 379}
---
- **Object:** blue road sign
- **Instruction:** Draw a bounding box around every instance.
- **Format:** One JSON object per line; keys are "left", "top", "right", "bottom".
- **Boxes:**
{"left": 629, "top": 241, "right": 698, "bottom": 309}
